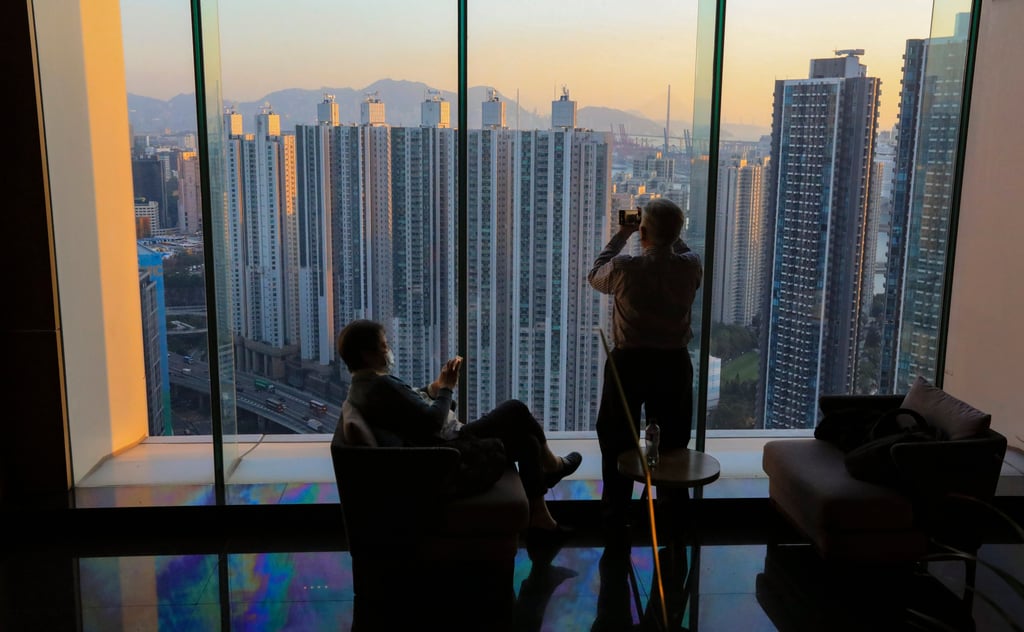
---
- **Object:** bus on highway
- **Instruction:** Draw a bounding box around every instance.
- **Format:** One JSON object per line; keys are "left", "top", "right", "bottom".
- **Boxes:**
{"left": 255, "top": 378, "right": 275, "bottom": 393}
{"left": 265, "top": 397, "right": 286, "bottom": 413}
{"left": 309, "top": 399, "right": 328, "bottom": 415}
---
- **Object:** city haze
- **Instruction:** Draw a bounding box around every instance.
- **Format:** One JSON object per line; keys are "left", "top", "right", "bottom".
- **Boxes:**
{"left": 121, "top": 0, "right": 940, "bottom": 132}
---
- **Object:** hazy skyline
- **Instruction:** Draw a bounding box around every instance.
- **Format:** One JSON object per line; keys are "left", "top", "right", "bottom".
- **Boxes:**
{"left": 121, "top": 0, "right": 957, "bottom": 132}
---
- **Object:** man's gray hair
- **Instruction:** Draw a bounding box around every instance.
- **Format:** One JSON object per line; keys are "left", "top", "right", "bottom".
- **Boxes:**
{"left": 643, "top": 199, "right": 684, "bottom": 246}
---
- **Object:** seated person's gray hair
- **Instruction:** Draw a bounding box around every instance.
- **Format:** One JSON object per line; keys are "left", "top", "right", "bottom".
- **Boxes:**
{"left": 643, "top": 199, "right": 685, "bottom": 246}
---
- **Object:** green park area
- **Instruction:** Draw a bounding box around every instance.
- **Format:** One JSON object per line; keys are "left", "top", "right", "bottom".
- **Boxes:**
{"left": 721, "top": 350, "right": 758, "bottom": 383}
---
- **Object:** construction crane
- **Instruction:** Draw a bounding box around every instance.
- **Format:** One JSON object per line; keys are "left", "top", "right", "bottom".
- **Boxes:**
{"left": 663, "top": 84, "right": 671, "bottom": 155}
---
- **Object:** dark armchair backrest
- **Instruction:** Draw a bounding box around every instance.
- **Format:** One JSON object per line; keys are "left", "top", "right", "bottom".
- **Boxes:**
{"left": 330, "top": 428, "right": 460, "bottom": 555}
{"left": 891, "top": 429, "right": 1008, "bottom": 500}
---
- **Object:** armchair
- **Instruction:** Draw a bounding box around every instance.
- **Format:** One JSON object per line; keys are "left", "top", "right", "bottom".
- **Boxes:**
{"left": 330, "top": 401, "right": 530, "bottom": 611}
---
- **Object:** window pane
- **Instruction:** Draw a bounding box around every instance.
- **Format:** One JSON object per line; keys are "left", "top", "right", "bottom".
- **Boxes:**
{"left": 124, "top": 3, "right": 217, "bottom": 440}
{"left": 710, "top": 0, "right": 969, "bottom": 431}
{"left": 216, "top": 0, "right": 457, "bottom": 498}
{"left": 468, "top": 0, "right": 702, "bottom": 437}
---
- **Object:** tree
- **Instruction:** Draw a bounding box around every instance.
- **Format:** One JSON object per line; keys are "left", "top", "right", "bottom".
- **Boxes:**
{"left": 709, "top": 323, "right": 757, "bottom": 361}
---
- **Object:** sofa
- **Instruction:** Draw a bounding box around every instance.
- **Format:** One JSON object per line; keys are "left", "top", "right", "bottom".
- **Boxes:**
{"left": 763, "top": 379, "right": 1007, "bottom": 564}
{"left": 330, "top": 400, "right": 530, "bottom": 612}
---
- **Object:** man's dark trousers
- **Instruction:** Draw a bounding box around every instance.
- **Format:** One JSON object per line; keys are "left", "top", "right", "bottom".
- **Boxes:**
{"left": 596, "top": 346, "right": 693, "bottom": 533}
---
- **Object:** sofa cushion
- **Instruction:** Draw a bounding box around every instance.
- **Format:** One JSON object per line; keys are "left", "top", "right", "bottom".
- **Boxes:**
{"left": 763, "top": 439, "right": 915, "bottom": 532}
{"left": 901, "top": 376, "right": 991, "bottom": 440}
{"left": 341, "top": 399, "right": 378, "bottom": 447}
{"left": 437, "top": 467, "right": 530, "bottom": 537}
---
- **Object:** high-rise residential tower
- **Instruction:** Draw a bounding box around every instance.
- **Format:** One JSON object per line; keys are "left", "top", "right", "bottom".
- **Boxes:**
{"left": 360, "top": 93, "right": 386, "bottom": 126}
{"left": 551, "top": 86, "right": 577, "bottom": 129}
{"left": 420, "top": 90, "right": 451, "bottom": 129}
{"left": 177, "top": 151, "right": 202, "bottom": 235}
{"left": 325, "top": 95, "right": 457, "bottom": 387}
{"left": 138, "top": 244, "right": 170, "bottom": 436}
{"left": 132, "top": 156, "right": 167, "bottom": 227}
{"left": 225, "top": 105, "right": 299, "bottom": 377}
{"left": 390, "top": 119, "right": 457, "bottom": 386}
{"left": 512, "top": 96, "right": 611, "bottom": 431}
{"left": 295, "top": 95, "right": 339, "bottom": 366}
{"left": 482, "top": 89, "right": 506, "bottom": 129}
{"left": 465, "top": 117, "right": 516, "bottom": 420}
{"left": 712, "top": 158, "right": 766, "bottom": 327}
{"left": 760, "top": 51, "right": 880, "bottom": 429}
{"left": 880, "top": 18, "right": 971, "bottom": 394}
{"left": 224, "top": 107, "right": 247, "bottom": 339}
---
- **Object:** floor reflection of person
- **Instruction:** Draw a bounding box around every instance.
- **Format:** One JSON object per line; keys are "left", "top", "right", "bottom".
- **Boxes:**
{"left": 513, "top": 545, "right": 579, "bottom": 632}
{"left": 591, "top": 543, "right": 692, "bottom": 632}
{"left": 591, "top": 546, "right": 636, "bottom": 632}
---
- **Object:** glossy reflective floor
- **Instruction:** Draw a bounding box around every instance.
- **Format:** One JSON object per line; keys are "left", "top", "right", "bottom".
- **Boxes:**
{"left": 3, "top": 527, "right": 1022, "bottom": 631}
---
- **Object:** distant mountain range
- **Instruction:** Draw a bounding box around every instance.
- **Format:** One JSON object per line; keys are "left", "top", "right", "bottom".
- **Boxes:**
{"left": 127, "top": 78, "right": 768, "bottom": 140}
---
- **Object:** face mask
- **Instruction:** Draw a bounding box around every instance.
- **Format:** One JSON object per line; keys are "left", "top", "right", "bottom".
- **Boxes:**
{"left": 385, "top": 349, "right": 396, "bottom": 372}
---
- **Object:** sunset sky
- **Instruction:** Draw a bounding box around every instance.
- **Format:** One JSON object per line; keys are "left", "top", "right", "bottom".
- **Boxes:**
{"left": 121, "top": 0, "right": 966, "bottom": 133}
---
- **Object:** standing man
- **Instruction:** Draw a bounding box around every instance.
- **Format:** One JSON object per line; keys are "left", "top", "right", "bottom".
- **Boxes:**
{"left": 588, "top": 198, "right": 703, "bottom": 544}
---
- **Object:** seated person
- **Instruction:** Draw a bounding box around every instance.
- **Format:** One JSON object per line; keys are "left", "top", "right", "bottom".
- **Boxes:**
{"left": 337, "top": 319, "right": 582, "bottom": 540}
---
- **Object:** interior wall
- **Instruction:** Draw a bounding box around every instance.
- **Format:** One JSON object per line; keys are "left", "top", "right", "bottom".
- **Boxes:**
{"left": 34, "top": 0, "right": 150, "bottom": 480}
{"left": 944, "top": 0, "right": 1024, "bottom": 451}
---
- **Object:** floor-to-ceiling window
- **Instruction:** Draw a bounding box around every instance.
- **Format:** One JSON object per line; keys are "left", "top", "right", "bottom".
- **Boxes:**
{"left": 46, "top": 0, "right": 978, "bottom": 507}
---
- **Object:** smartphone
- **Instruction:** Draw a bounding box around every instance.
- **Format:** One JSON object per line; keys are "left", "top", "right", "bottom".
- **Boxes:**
{"left": 618, "top": 208, "right": 641, "bottom": 226}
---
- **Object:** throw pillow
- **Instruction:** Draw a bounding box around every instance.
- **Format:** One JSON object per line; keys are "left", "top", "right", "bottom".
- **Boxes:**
{"left": 901, "top": 376, "right": 991, "bottom": 440}
{"left": 341, "top": 399, "right": 378, "bottom": 447}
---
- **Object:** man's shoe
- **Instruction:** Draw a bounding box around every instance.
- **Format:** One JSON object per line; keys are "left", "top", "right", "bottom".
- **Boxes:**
{"left": 544, "top": 452, "right": 583, "bottom": 489}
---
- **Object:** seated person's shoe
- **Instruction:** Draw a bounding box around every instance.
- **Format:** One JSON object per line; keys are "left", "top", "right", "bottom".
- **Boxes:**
{"left": 544, "top": 452, "right": 583, "bottom": 489}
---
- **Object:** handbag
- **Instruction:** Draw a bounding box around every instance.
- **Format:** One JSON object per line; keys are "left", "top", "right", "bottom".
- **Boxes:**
{"left": 843, "top": 407, "right": 941, "bottom": 486}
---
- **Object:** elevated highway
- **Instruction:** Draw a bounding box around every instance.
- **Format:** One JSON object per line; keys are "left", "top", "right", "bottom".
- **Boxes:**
{"left": 168, "top": 353, "right": 338, "bottom": 434}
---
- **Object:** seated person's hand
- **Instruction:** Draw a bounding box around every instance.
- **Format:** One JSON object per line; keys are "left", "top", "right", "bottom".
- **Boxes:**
{"left": 432, "top": 356, "right": 462, "bottom": 393}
